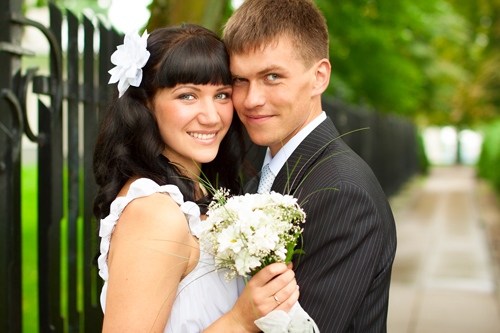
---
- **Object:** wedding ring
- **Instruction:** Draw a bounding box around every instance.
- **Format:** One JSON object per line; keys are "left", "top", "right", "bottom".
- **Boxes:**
{"left": 273, "top": 294, "right": 282, "bottom": 306}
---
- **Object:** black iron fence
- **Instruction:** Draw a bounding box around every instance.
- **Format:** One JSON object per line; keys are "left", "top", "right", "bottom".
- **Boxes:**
{"left": 0, "top": 1, "right": 119, "bottom": 332}
{"left": 323, "top": 98, "right": 419, "bottom": 197}
{"left": 0, "top": 1, "right": 420, "bottom": 332}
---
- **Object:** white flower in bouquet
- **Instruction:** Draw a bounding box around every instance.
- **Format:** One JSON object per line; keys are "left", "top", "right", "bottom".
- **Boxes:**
{"left": 199, "top": 189, "right": 306, "bottom": 281}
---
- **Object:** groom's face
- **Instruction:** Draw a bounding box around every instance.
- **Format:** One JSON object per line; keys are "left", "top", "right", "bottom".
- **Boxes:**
{"left": 230, "top": 36, "right": 318, "bottom": 156}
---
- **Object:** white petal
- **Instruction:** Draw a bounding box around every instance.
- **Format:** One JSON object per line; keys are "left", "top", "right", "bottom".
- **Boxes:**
{"left": 131, "top": 69, "right": 143, "bottom": 87}
{"left": 138, "top": 51, "right": 150, "bottom": 67}
{"left": 117, "top": 79, "right": 130, "bottom": 98}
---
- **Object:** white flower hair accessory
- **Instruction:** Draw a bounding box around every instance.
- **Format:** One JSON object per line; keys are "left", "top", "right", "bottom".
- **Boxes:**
{"left": 108, "top": 30, "right": 151, "bottom": 98}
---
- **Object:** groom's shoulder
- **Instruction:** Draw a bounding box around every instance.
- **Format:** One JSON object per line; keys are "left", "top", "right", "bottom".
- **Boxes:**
{"left": 303, "top": 143, "right": 395, "bottom": 225}
{"left": 305, "top": 133, "right": 385, "bottom": 195}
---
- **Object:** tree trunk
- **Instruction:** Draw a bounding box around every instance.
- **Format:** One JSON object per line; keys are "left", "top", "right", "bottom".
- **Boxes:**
{"left": 456, "top": 126, "right": 462, "bottom": 165}
{"left": 145, "top": 0, "right": 231, "bottom": 34}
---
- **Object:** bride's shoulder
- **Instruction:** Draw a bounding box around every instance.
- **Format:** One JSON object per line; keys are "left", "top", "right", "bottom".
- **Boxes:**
{"left": 114, "top": 178, "right": 190, "bottom": 240}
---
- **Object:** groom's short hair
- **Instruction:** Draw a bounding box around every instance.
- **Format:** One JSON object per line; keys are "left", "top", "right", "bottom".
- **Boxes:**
{"left": 223, "top": 0, "right": 329, "bottom": 67}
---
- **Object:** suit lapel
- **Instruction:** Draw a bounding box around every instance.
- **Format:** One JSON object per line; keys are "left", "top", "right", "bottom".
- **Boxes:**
{"left": 243, "top": 171, "right": 260, "bottom": 194}
{"left": 271, "top": 117, "right": 340, "bottom": 195}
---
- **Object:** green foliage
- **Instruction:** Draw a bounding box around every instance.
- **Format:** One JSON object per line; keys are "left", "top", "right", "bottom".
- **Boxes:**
{"left": 478, "top": 119, "right": 500, "bottom": 193}
{"left": 316, "top": 0, "right": 474, "bottom": 120}
{"left": 446, "top": 0, "right": 500, "bottom": 126}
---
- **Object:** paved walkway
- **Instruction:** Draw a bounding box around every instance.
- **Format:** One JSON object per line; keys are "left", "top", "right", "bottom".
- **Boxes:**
{"left": 387, "top": 166, "right": 500, "bottom": 333}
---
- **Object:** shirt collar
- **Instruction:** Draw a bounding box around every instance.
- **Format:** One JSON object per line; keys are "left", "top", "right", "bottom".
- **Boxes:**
{"left": 262, "top": 111, "right": 327, "bottom": 175}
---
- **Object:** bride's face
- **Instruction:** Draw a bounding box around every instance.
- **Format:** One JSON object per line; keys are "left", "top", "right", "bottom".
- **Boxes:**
{"left": 152, "top": 83, "right": 233, "bottom": 173}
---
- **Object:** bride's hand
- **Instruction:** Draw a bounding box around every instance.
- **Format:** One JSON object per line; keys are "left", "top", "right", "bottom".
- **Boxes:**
{"left": 231, "top": 263, "right": 300, "bottom": 332}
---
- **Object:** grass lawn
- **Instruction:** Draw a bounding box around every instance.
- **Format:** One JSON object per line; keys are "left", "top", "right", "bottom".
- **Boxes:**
{"left": 22, "top": 164, "right": 39, "bottom": 333}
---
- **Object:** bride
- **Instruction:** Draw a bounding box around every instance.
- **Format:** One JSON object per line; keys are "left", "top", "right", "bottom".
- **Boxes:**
{"left": 93, "top": 24, "right": 300, "bottom": 332}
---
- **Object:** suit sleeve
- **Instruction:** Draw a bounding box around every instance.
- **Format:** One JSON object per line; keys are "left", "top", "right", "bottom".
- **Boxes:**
{"left": 293, "top": 180, "right": 392, "bottom": 332}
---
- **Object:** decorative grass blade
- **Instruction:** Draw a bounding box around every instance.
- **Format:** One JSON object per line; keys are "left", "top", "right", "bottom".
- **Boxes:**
{"left": 293, "top": 151, "right": 348, "bottom": 196}
{"left": 288, "top": 127, "right": 369, "bottom": 190}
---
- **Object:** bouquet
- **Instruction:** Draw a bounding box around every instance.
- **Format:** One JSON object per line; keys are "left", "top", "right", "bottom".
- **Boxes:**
{"left": 199, "top": 189, "right": 306, "bottom": 281}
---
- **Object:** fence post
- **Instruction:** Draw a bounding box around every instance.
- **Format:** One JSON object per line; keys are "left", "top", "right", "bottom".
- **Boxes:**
{"left": 0, "top": 0, "right": 23, "bottom": 331}
{"left": 38, "top": 4, "right": 64, "bottom": 332}
{"left": 82, "top": 15, "right": 105, "bottom": 332}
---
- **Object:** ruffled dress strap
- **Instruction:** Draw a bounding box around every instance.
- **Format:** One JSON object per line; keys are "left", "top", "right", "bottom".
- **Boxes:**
{"left": 97, "top": 178, "right": 202, "bottom": 311}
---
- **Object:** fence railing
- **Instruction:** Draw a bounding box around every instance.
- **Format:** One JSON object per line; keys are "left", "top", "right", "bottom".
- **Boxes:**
{"left": 323, "top": 98, "right": 419, "bottom": 197}
{"left": 1, "top": 2, "right": 120, "bottom": 331}
{"left": 0, "top": 2, "right": 419, "bottom": 332}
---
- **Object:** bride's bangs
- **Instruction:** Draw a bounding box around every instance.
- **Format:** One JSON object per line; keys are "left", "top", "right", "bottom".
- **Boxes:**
{"left": 155, "top": 35, "right": 232, "bottom": 88}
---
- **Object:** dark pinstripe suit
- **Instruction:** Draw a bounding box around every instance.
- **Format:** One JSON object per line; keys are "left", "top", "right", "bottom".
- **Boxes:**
{"left": 247, "top": 117, "right": 397, "bottom": 332}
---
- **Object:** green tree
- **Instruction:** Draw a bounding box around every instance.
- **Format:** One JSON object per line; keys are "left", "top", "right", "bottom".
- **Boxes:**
{"left": 449, "top": 0, "right": 500, "bottom": 126}
{"left": 316, "top": 0, "right": 472, "bottom": 121}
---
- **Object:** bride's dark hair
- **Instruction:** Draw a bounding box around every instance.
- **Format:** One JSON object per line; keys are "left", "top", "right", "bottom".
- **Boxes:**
{"left": 93, "top": 24, "right": 244, "bottom": 220}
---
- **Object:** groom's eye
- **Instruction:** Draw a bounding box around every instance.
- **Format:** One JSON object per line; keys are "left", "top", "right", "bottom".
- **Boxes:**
{"left": 267, "top": 74, "right": 280, "bottom": 81}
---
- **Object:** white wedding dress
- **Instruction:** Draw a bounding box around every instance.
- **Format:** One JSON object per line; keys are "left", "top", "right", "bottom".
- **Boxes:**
{"left": 98, "top": 178, "right": 319, "bottom": 333}
{"left": 98, "top": 178, "right": 246, "bottom": 332}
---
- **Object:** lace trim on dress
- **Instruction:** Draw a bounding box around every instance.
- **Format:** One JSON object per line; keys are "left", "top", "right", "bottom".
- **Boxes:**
{"left": 97, "top": 178, "right": 202, "bottom": 283}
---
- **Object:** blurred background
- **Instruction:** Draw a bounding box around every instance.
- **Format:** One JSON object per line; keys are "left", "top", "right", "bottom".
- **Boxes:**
{"left": 20, "top": 0, "right": 500, "bottom": 171}
{"left": 5, "top": 0, "right": 500, "bottom": 332}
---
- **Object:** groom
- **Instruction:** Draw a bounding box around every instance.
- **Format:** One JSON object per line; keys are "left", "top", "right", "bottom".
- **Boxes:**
{"left": 224, "top": 0, "right": 397, "bottom": 331}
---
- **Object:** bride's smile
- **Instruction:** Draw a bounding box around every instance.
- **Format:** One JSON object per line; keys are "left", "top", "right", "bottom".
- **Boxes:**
{"left": 187, "top": 131, "right": 217, "bottom": 140}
